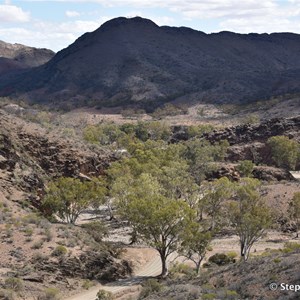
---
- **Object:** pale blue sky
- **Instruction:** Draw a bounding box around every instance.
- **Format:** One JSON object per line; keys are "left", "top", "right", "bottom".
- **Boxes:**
{"left": 0, "top": 0, "right": 299, "bottom": 51}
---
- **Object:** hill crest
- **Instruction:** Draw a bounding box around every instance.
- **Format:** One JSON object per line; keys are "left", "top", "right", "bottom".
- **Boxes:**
{"left": 1, "top": 17, "right": 300, "bottom": 110}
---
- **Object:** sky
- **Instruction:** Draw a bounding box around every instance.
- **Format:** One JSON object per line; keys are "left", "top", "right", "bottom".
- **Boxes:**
{"left": 0, "top": 0, "right": 300, "bottom": 52}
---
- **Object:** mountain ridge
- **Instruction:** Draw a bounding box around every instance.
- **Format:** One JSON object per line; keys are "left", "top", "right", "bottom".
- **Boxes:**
{"left": 1, "top": 17, "right": 300, "bottom": 110}
{"left": 0, "top": 40, "right": 55, "bottom": 78}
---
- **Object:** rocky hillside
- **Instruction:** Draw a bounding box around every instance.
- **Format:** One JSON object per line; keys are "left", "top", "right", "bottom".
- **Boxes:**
{"left": 0, "top": 40, "right": 54, "bottom": 77}
{"left": 204, "top": 116, "right": 300, "bottom": 169}
{"left": 142, "top": 249, "right": 300, "bottom": 300}
{"left": 0, "top": 108, "right": 114, "bottom": 206}
{"left": 0, "top": 109, "right": 132, "bottom": 299}
{"left": 1, "top": 17, "right": 300, "bottom": 109}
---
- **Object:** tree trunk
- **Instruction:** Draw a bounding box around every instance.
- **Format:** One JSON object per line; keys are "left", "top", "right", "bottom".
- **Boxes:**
{"left": 196, "top": 260, "right": 202, "bottom": 275}
{"left": 159, "top": 252, "right": 168, "bottom": 278}
{"left": 240, "top": 242, "right": 246, "bottom": 262}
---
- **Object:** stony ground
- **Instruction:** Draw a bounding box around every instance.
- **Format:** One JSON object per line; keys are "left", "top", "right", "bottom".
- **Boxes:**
{"left": 0, "top": 105, "right": 299, "bottom": 299}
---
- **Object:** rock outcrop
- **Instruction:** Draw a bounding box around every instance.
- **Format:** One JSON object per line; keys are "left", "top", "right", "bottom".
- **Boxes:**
{"left": 0, "top": 109, "right": 115, "bottom": 208}
{"left": 203, "top": 116, "right": 300, "bottom": 167}
{"left": 204, "top": 116, "right": 300, "bottom": 145}
{"left": 31, "top": 250, "right": 132, "bottom": 283}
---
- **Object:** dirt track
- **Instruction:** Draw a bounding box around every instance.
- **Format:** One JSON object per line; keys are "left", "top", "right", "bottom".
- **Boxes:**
{"left": 65, "top": 249, "right": 163, "bottom": 300}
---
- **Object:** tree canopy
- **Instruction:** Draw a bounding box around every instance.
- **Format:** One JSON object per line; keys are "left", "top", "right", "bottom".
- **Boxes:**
{"left": 42, "top": 177, "right": 107, "bottom": 224}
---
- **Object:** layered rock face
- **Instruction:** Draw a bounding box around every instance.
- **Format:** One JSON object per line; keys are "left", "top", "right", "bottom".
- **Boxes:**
{"left": 0, "top": 109, "right": 114, "bottom": 207}
{"left": 203, "top": 116, "right": 299, "bottom": 161}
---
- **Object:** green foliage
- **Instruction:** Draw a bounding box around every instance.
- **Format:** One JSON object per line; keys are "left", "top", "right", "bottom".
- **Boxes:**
{"left": 83, "top": 123, "right": 124, "bottom": 145}
{"left": 241, "top": 114, "right": 260, "bottom": 125}
{"left": 38, "top": 288, "right": 60, "bottom": 300}
{"left": 81, "top": 221, "right": 108, "bottom": 242}
{"left": 227, "top": 251, "right": 238, "bottom": 260}
{"left": 237, "top": 160, "right": 255, "bottom": 177}
{"left": 139, "top": 279, "right": 163, "bottom": 299}
{"left": 112, "top": 172, "right": 194, "bottom": 276}
{"left": 282, "top": 242, "right": 300, "bottom": 253}
{"left": 202, "top": 293, "right": 217, "bottom": 300}
{"left": 227, "top": 178, "right": 272, "bottom": 261}
{"left": 4, "top": 278, "right": 23, "bottom": 291}
{"left": 225, "top": 290, "right": 239, "bottom": 299}
{"left": 102, "top": 126, "right": 237, "bottom": 279}
{"left": 96, "top": 289, "right": 113, "bottom": 300}
{"left": 208, "top": 253, "right": 236, "bottom": 266}
{"left": 42, "top": 177, "right": 107, "bottom": 224}
{"left": 169, "top": 262, "right": 195, "bottom": 278}
{"left": 186, "top": 124, "right": 215, "bottom": 139}
{"left": 108, "top": 141, "right": 193, "bottom": 200}
{"left": 31, "top": 240, "right": 44, "bottom": 249}
{"left": 179, "top": 222, "right": 212, "bottom": 274}
{"left": 51, "top": 245, "right": 67, "bottom": 257}
{"left": 82, "top": 280, "right": 94, "bottom": 290}
{"left": 107, "top": 133, "right": 231, "bottom": 276}
{"left": 0, "top": 289, "right": 15, "bottom": 300}
{"left": 267, "top": 136, "right": 300, "bottom": 170}
{"left": 151, "top": 103, "right": 188, "bottom": 119}
{"left": 143, "top": 121, "right": 172, "bottom": 141}
{"left": 83, "top": 121, "right": 172, "bottom": 146}
{"left": 183, "top": 139, "right": 229, "bottom": 182}
{"left": 201, "top": 177, "right": 234, "bottom": 230}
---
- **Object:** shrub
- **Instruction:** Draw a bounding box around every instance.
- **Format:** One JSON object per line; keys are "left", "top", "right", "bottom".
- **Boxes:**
{"left": 96, "top": 289, "right": 113, "bottom": 300}
{"left": 82, "top": 221, "right": 108, "bottom": 243}
{"left": 23, "top": 227, "right": 34, "bottom": 237}
{"left": 225, "top": 290, "right": 239, "bottom": 299}
{"left": 51, "top": 245, "right": 67, "bottom": 257}
{"left": 0, "top": 289, "right": 15, "bottom": 300}
{"left": 31, "top": 240, "right": 44, "bottom": 249}
{"left": 208, "top": 253, "right": 235, "bottom": 266}
{"left": 82, "top": 280, "right": 94, "bottom": 290}
{"left": 169, "top": 262, "right": 196, "bottom": 279}
{"left": 282, "top": 242, "right": 300, "bottom": 253}
{"left": 32, "top": 252, "right": 48, "bottom": 263}
{"left": 187, "top": 286, "right": 201, "bottom": 299}
{"left": 267, "top": 136, "right": 300, "bottom": 170}
{"left": 43, "top": 229, "right": 53, "bottom": 242}
{"left": 202, "top": 293, "right": 217, "bottom": 300}
{"left": 227, "top": 251, "right": 238, "bottom": 260}
{"left": 22, "top": 213, "right": 42, "bottom": 225}
{"left": 151, "top": 103, "right": 188, "bottom": 119}
{"left": 139, "top": 279, "right": 163, "bottom": 299}
{"left": 4, "top": 278, "right": 23, "bottom": 291}
{"left": 237, "top": 160, "right": 254, "bottom": 177}
{"left": 242, "top": 114, "right": 260, "bottom": 125}
{"left": 38, "top": 288, "right": 60, "bottom": 300}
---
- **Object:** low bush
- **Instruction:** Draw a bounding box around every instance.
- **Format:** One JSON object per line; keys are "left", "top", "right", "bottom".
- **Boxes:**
{"left": 31, "top": 240, "right": 44, "bottom": 249}
{"left": 38, "top": 288, "right": 60, "bottom": 300}
{"left": 51, "top": 245, "right": 67, "bottom": 257}
{"left": 282, "top": 242, "right": 300, "bottom": 253}
{"left": 96, "top": 289, "right": 113, "bottom": 300}
{"left": 4, "top": 278, "right": 23, "bottom": 292}
{"left": 0, "top": 289, "right": 15, "bottom": 300}
{"left": 139, "top": 279, "right": 163, "bottom": 299}
{"left": 208, "top": 253, "right": 236, "bottom": 266}
{"left": 169, "top": 262, "right": 196, "bottom": 279}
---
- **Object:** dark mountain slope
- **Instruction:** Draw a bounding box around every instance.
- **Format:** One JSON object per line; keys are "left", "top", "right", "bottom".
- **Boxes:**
{"left": 1, "top": 17, "right": 300, "bottom": 109}
{"left": 0, "top": 40, "right": 55, "bottom": 77}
